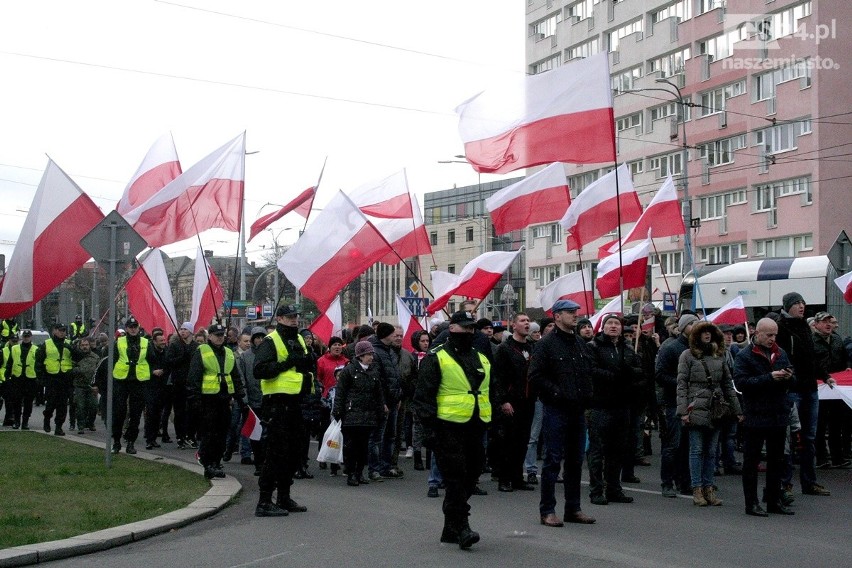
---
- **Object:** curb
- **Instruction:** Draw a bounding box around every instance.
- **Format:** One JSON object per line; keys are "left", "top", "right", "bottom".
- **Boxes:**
{"left": 0, "top": 431, "right": 242, "bottom": 567}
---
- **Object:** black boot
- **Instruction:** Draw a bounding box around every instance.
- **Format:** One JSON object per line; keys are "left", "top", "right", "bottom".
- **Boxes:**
{"left": 21, "top": 418, "right": 29, "bottom": 430}
{"left": 347, "top": 473, "right": 359, "bottom": 486}
{"left": 43, "top": 414, "right": 51, "bottom": 432}
{"left": 457, "top": 517, "right": 480, "bottom": 550}
{"left": 255, "top": 493, "right": 288, "bottom": 517}
{"left": 440, "top": 518, "right": 459, "bottom": 544}
{"left": 413, "top": 451, "right": 424, "bottom": 471}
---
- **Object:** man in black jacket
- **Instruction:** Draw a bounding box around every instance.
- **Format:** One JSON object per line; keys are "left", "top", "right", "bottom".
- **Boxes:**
{"left": 492, "top": 312, "right": 536, "bottom": 492}
{"left": 368, "top": 322, "right": 402, "bottom": 480}
{"left": 167, "top": 323, "right": 198, "bottom": 449}
{"left": 528, "top": 299, "right": 596, "bottom": 527}
{"left": 811, "top": 311, "right": 851, "bottom": 469}
{"left": 36, "top": 323, "right": 79, "bottom": 436}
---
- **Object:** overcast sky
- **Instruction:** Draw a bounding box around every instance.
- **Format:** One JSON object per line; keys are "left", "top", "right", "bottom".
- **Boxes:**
{"left": 0, "top": 0, "right": 524, "bottom": 266}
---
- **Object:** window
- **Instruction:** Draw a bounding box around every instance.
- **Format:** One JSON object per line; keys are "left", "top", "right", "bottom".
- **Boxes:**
{"left": 698, "top": 26, "right": 747, "bottom": 62}
{"left": 531, "top": 265, "right": 562, "bottom": 287}
{"left": 532, "top": 54, "right": 562, "bottom": 75}
{"left": 697, "top": 0, "right": 725, "bottom": 15}
{"left": 650, "top": 98, "right": 691, "bottom": 123}
{"left": 608, "top": 19, "right": 643, "bottom": 52}
{"left": 755, "top": 176, "right": 812, "bottom": 210}
{"left": 754, "top": 59, "right": 812, "bottom": 102}
{"left": 649, "top": 152, "right": 682, "bottom": 178}
{"left": 531, "top": 12, "right": 563, "bottom": 39}
{"left": 753, "top": 2, "right": 812, "bottom": 42}
{"left": 754, "top": 123, "right": 797, "bottom": 154}
{"left": 447, "top": 264, "right": 455, "bottom": 274}
{"left": 612, "top": 67, "right": 642, "bottom": 94}
{"left": 465, "top": 227, "right": 474, "bottom": 242}
{"left": 567, "top": 0, "right": 600, "bottom": 21}
{"left": 652, "top": 251, "right": 683, "bottom": 275}
{"left": 652, "top": 1, "right": 692, "bottom": 24}
{"left": 754, "top": 234, "right": 813, "bottom": 257}
{"left": 568, "top": 171, "right": 599, "bottom": 197}
{"left": 447, "top": 229, "right": 455, "bottom": 245}
{"left": 699, "top": 189, "right": 747, "bottom": 220}
{"left": 567, "top": 38, "right": 600, "bottom": 60}
{"left": 628, "top": 160, "right": 644, "bottom": 176}
{"left": 616, "top": 112, "right": 642, "bottom": 132}
{"left": 430, "top": 231, "right": 438, "bottom": 246}
{"left": 698, "top": 243, "right": 747, "bottom": 264}
{"left": 699, "top": 135, "right": 746, "bottom": 167}
{"left": 531, "top": 223, "right": 562, "bottom": 243}
{"left": 699, "top": 81, "right": 746, "bottom": 116}
{"left": 648, "top": 48, "right": 691, "bottom": 78}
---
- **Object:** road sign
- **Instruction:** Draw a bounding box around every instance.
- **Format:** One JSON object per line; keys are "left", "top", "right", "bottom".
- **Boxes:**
{"left": 246, "top": 306, "right": 257, "bottom": 320}
{"left": 80, "top": 210, "right": 147, "bottom": 264}
{"left": 399, "top": 296, "right": 429, "bottom": 317}
{"left": 262, "top": 303, "right": 273, "bottom": 317}
{"left": 223, "top": 300, "right": 255, "bottom": 309}
{"left": 663, "top": 292, "right": 678, "bottom": 313}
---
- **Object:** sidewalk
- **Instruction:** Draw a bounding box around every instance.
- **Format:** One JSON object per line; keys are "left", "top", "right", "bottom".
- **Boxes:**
{"left": 0, "top": 431, "right": 241, "bottom": 568}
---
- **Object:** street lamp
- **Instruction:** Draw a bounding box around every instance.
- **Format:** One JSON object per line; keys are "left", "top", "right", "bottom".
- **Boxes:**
{"left": 654, "top": 78, "right": 694, "bottom": 276}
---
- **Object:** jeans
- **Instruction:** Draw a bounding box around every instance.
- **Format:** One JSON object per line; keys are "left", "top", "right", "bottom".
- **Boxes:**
{"left": 586, "top": 408, "right": 627, "bottom": 497}
{"left": 539, "top": 405, "right": 586, "bottom": 516}
{"left": 660, "top": 406, "right": 682, "bottom": 488}
{"left": 428, "top": 451, "right": 443, "bottom": 488}
{"left": 688, "top": 426, "right": 719, "bottom": 488}
{"left": 783, "top": 390, "right": 819, "bottom": 488}
{"left": 524, "top": 399, "right": 543, "bottom": 474}
{"left": 369, "top": 406, "right": 399, "bottom": 474}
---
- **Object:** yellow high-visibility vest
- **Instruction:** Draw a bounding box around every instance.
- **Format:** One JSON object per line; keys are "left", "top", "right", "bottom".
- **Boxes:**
{"left": 262, "top": 333, "right": 307, "bottom": 395}
{"left": 435, "top": 349, "right": 491, "bottom": 424}
{"left": 10, "top": 344, "right": 37, "bottom": 379}
{"left": 113, "top": 336, "right": 151, "bottom": 381}
{"left": 198, "top": 344, "right": 236, "bottom": 394}
{"left": 44, "top": 340, "right": 73, "bottom": 374}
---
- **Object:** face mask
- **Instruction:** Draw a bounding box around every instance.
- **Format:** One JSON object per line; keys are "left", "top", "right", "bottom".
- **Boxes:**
{"left": 450, "top": 331, "right": 474, "bottom": 351}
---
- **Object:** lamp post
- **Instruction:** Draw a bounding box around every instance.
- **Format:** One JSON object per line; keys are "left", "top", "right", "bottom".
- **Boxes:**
{"left": 654, "top": 78, "right": 694, "bottom": 276}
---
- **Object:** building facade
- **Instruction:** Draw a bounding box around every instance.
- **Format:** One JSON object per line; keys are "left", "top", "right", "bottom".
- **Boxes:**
{"left": 524, "top": 0, "right": 847, "bottom": 308}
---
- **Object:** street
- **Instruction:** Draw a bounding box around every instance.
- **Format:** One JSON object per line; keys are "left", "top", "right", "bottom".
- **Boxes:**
{"left": 39, "top": 431, "right": 851, "bottom": 568}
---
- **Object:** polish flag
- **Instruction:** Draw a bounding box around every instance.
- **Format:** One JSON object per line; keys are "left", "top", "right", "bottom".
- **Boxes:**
{"left": 834, "top": 271, "right": 852, "bottom": 304}
{"left": 0, "top": 160, "right": 104, "bottom": 318}
{"left": 486, "top": 162, "right": 571, "bottom": 235}
{"left": 705, "top": 296, "right": 748, "bottom": 326}
{"left": 309, "top": 296, "right": 343, "bottom": 345}
{"left": 248, "top": 186, "right": 316, "bottom": 242}
{"left": 559, "top": 164, "right": 642, "bottom": 252}
{"left": 534, "top": 269, "right": 594, "bottom": 316}
{"left": 396, "top": 295, "right": 424, "bottom": 352}
{"left": 116, "top": 133, "right": 182, "bottom": 216}
{"left": 348, "top": 170, "right": 431, "bottom": 263}
{"left": 240, "top": 407, "right": 263, "bottom": 441}
{"left": 598, "top": 176, "right": 684, "bottom": 257}
{"left": 189, "top": 246, "right": 225, "bottom": 332}
{"left": 590, "top": 295, "right": 625, "bottom": 333}
{"left": 124, "top": 249, "right": 178, "bottom": 335}
{"left": 426, "top": 249, "right": 522, "bottom": 315}
{"left": 123, "top": 132, "right": 245, "bottom": 248}
{"left": 455, "top": 52, "right": 615, "bottom": 174}
{"left": 278, "top": 191, "right": 392, "bottom": 311}
{"left": 595, "top": 237, "right": 651, "bottom": 298}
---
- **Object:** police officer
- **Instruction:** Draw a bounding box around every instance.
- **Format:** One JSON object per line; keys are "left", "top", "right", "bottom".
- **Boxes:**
{"left": 187, "top": 323, "right": 246, "bottom": 479}
{"left": 6, "top": 331, "right": 35, "bottom": 429}
{"left": 253, "top": 304, "right": 314, "bottom": 517}
{"left": 413, "top": 310, "right": 494, "bottom": 550}
{"left": 0, "top": 333, "right": 12, "bottom": 426}
{"left": 112, "top": 315, "right": 156, "bottom": 454}
{"left": 70, "top": 315, "right": 87, "bottom": 341}
{"left": 36, "top": 323, "right": 76, "bottom": 435}
{"left": 1, "top": 317, "right": 19, "bottom": 343}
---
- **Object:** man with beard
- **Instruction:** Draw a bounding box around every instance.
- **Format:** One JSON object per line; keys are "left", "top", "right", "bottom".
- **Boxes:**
{"left": 167, "top": 322, "right": 199, "bottom": 449}
{"left": 414, "top": 310, "right": 493, "bottom": 549}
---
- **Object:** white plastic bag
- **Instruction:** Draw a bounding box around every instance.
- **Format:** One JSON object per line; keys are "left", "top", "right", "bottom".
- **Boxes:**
{"left": 317, "top": 419, "right": 344, "bottom": 464}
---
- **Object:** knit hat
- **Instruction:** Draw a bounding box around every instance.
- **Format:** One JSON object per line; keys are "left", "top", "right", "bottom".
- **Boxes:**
{"left": 375, "top": 322, "right": 395, "bottom": 339}
{"left": 601, "top": 313, "right": 622, "bottom": 328}
{"left": 250, "top": 326, "right": 266, "bottom": 339}
{"left": 576, "top": 318, "right": 592, "bottom": 330}
{"left": 782, "top": 292, "right": 805, "bottom": 311}
{"left": 180, "top": 322, "right": 193, "bottom": 333}
{"left": 328, "top": 336, "right": 344, "bottom": 347}
{"left": 678, "top": 314, "right": 699, "bottom": 333}
{"left": 355, "top": 340, "right": 375, "bottom": 358}
{"left": 476, "top": 318, "right": 493, "bottom": 330}
{"left": 356, "top": 324, "right": 375, "bottom": 340}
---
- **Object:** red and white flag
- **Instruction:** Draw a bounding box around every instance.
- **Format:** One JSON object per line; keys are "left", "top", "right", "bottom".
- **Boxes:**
{"left": 240, "top": 407, "right": 263, "bottom": 441}
{"left": 486, "top": 162, "right": 571, "bottom": 235}
{"left": 348, "top": 170, "right": 431, "bottom": 263}
{"left": 0, "top": 160, "right": 104, "bottom": 319}
{"left": 396, "top": 295, "right": 424, "bottom": 352}
{"left": 124, "top": 249, "right": 178, "bottom": 335}
{"left": 426, "top": 249, "right": 522, "bottom": 315}
{"left": 534, "top": 269, "right": 594, "bottom": 316}
{"left": 559, "top": 164, "right": 642, "bottom": 252}
{"left": 116, "top": 133, "right": 182, "bottom": 216}
{"left": 599, "top": 176, "right": 684, "bottom": 257}
{"left": 590, "top": 296, "right": 625, "bottom": 333}
{"left": 189, "top": 246, "right": 225, "bottom": 332}
{"left": 309, "top": 296, "right": 343, "bottom": 345}
{"left": 834, "top": 272, "right": 852, "bottom": 304}
{"left": 248, "top": 186, "right": 316, "bottom": 242}
{"left": 705, "top": 296, "right": 748, "bottom": 326}
{"left": 595, "top": 236, "right": 651, "bottom": 298}
{"left": 122, "top": 132, "right": 245, "bottom": 248}
{"left": 278, "top": 191, "right": 392, "bottom": 311}
{"left": 455, "top": 52, "right": 615, "bottom": 174}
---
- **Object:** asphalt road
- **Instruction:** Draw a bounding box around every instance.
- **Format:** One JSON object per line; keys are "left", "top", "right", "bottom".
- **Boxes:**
{"left": 39, "top": 429, "right": 852, "bottom": 568}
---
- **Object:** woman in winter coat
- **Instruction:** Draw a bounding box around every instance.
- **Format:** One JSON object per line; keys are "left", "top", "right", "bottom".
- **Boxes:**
{"left": 332, "top": 341, "right": 386, "bottom": 486}
{"left": 677, "top": 321, "right": 743, "bottom": 506}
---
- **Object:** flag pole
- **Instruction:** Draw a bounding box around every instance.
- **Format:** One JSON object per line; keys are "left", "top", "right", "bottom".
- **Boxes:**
{"left": 577, "top": 250, "right": 592, "bottom": 316}
{"left": 612, "top": 163, "right": 626, "bottom": 301}
{"left": 134, "top": 260, "right": 180, "bottom": 334}
{"left": 301, "top": 156, "right": 327, "bottom": 234}
{"left": 650, "top": 239, "right": 674, "bottom": 298}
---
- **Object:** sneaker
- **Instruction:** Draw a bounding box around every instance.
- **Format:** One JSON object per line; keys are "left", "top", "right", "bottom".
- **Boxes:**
{"left": 427, "top": 486, "right": 440, "bottom": 498}
{"left": 526, "top": 472, "right": 538, "bottom": 485}
{"left": 661, "top": 485, "right": 678, "bottom": 498}
{"left": 255, "top": 502, "right": 288, "bottom": 517}
{"left": 816, "top": 460, "right": 831, "bottom": 469}
{"left": 382, "top": 468, "right": 404, "bottom": 478}
{"left": 368, "top": 471, "right": 384, "bottom": 482}
{"left": 405, "top": 446, "right": 414, "bottom": 459}
{"left": 188, "top": 440, "right": 199, "bottom": 449}
{"left": 803, "top": 484, "right": 831, "bottom": 496}
{"left": 176, "top": 439, "right": 187, "bottom": 449}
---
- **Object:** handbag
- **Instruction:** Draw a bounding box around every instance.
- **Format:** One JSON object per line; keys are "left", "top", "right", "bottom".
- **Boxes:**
{"left": 700, "top": 359, "right": 734, "bottom": 423}
{"left": 316, "top": 419, "right": 344, "bottom": 464}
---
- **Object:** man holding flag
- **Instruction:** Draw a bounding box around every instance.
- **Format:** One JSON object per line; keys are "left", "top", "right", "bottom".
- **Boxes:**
{"left": 237, "top": 327, "right": 269, "bottom": 474}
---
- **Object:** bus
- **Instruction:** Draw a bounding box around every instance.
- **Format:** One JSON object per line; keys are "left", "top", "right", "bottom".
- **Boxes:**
{"left": 678, "top": 256, "right": 852, "bottom": 338}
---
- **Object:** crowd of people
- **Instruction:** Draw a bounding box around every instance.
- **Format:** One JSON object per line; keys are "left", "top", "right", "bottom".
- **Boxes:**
{"left": 1, "top": 288, "right": 850, "bottom": 550}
